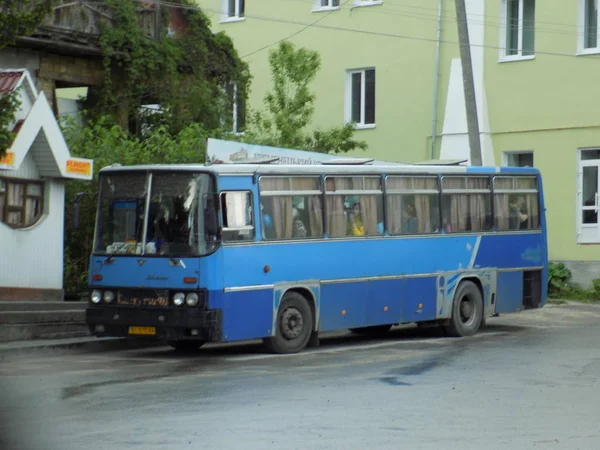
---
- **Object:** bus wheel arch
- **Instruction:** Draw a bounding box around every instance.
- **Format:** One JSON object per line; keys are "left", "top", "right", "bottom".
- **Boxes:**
{"left": 443, "top": 278, "right": 484, "bottom": 337}
{"left": 285, "top": 287, "right": 317, "bottom": 329}
{"left": 263, "top": 289, "right": 315, "bottom": 354}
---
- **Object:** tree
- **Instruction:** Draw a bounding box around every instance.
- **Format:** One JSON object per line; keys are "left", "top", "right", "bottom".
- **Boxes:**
{"left": 85, "top": 0, "right": 250, "bottom": 138}
{"left": 61, "top": 115, "right": 210, "bottom": 292}
{"left": 1, "top": 1, "right": 55, "bottom": 157}
{"left": 0, "top": 0, "right": 55, "bottom": 49}
{"left": 0, "top": 89, "right": 21, "bottom": 159}
{"left": 241, "top": 41, "right": 368, "bottom": 154}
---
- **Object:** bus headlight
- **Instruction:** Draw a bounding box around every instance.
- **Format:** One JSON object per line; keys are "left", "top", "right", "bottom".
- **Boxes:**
{"left": 103, "top": 291, "right": 114, "bottom": 303}
{"left": 173, "top": 292, "right": 185, "bottom": 306}
{"left": 91, "top": 290, "right": 102, "bottom": 304}
{"left": 185, "top": 293, "right": 199, "bottom": 307}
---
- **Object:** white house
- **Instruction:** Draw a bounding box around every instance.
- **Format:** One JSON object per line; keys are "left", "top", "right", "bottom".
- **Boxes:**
{"left": 0, "top": 69, "right": 93, "bottom": 302}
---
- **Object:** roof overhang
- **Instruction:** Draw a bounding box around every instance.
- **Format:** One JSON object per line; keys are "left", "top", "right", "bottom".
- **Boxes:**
{"left": 1, "top": 70, "right": 93, "bottom": 180}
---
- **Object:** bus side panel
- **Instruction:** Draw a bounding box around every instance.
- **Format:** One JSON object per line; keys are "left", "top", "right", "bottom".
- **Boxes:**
{"left": 495, "top": 271, "right": 524, "bottom": 313}
{"left": 366, "top": 279, "right": 404, "bottom": 326}
{"left": 320, "top": 282, "right": 367, "bottom": 331}
{"left": 404, "top": 277, "right": 438, "bottom": 322}
{"left": 474, "top": 234, "right": 544, "bottom": 268}
{"left": 220, "top": 289, "right": 274, "bottom": 342}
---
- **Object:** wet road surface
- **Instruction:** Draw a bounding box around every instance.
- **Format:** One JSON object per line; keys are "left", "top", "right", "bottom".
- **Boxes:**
{"left": 2, "top": 302, "right": 600, "bottom": 450}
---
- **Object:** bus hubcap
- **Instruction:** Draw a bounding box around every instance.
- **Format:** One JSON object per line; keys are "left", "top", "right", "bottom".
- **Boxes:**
{"left": 460, "top": 297, "right": 473, "bottom": 323}
{"left": 281, "top": 307, "right": 303, "bottom": 340}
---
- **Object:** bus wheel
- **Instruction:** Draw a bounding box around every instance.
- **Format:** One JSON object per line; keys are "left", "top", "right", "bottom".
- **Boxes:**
{"left": 263, "top": 292, "right": 313, "bottom": 354}
{"left": 168, "top": 340, "right": 205, "bottom": 352}
{"left": 349, "top": 325, "right": 392, "bottom": 336}
{"left": 443, "top": 280, "right": 483, "bottom": 337}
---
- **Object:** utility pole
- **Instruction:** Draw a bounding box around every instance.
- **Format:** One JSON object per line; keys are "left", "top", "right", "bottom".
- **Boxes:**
{"left": 454, "top": 0, "right": 482, "bottom": 166}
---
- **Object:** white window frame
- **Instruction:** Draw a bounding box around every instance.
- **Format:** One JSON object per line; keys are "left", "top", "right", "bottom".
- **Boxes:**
{"left": 312, "top": 0, "right": 340, "bottom": 12}
{"left": 501, "top": 150, "right": 534, "bottom": 167}
{"left": 344, "top": 67, "right": 376, "bottom": 130}
{"left": 352, "top": 0, "right": 383, "bottom": 8}
{"left": 577, "top": 148, "right": 600, "bottom": 244}
{"left": 578, "top": 0, "right": 600, "bottom": 55}
{"left": 499, "top": 0, "right": 536, "bottom": 62}
{"left": 220, "top": 0, "right": 245, "bottom": 23}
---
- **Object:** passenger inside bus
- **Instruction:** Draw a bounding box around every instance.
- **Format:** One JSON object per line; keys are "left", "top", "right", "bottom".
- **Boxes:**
{"left": 347, "top": 202, "right": 365, "bottom": 236}
{"left": 401, "top": 203, "right": 418, "bottom": 234}
{"left": 292, "top": 207, "right": 307, "bottom": 238}
{"left": 509, "top": 195, "right": 529, "bottom": 230}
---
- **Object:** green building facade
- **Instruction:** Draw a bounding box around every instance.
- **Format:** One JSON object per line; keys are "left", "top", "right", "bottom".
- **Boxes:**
{"left": 207, "top": 0, "right": 600, "bottom": 286}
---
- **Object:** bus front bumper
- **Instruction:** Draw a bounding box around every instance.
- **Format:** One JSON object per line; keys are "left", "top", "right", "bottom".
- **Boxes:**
{"left": 85, "top": 306, "right": 222, "bottom": 342}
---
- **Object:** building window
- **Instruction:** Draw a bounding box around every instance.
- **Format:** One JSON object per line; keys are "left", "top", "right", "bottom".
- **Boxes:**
{"left": 313, "top": 0, "right": 340, "bottom": 11}
{"left": 386, "top": 176, "right": 440, "bottom": 235}
{"left": 577, "top": 149, "right": 600, "bottom": 243}
{"left": 580, "top": 0, "right": 600, "bottom": 52}
{"left": 493, "top": 176, "right": 540, "bottom": 231}
{"left": 325, "top": 176, "right": 383, "bottom": 237}
{"left": 221, "top": 0, "right": 245, "bottom": 22}
{"left": 259, "top": 176, "right": 324, "bottom": 240}
{"left": 501, "top": 0, "right": 535, "bottom": 60}
{"left": 225, "top": 83, "right": 246, "bottom": 134}
{"left": 345, "top": 68, "right": 375, "bottom": 128}
{"left": 0, "top": 178, "right": 44, "bottom": 229}
{"left": 502, "top": 151, "right": 534, "bottom": 167}
{"left": 441, "top": 176, "right": 493, "bottom": 233}
{"left": 220, "top": 191, "right": 254, "bottom": 241}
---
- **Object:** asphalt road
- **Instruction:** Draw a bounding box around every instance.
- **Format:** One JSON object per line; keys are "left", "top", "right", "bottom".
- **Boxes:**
{"left": 2, "top": 302, "right": 600, "bottom": 450}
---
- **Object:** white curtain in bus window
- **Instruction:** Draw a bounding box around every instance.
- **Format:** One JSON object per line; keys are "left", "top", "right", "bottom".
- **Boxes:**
{"left": 386, "top": 176, "right": 439, "bottom": 234}
{"left": 442, "top": 177, "right": 492, "bottom": 233}
{"left": 325, "top": 176, "right": 382, "bottom": 237}
{"left": 494, "top": 176, "right": 539, "bottom": 231}
{"left": 221, "top": 191, "right": 254, "bottom": 241}
{"left": 259, "top": 176, "right": 323, "bottom": 239}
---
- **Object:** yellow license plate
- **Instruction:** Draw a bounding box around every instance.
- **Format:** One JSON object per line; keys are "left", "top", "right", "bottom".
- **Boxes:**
{"left": 128, "top": 326, "right": 156, "bottom": 336}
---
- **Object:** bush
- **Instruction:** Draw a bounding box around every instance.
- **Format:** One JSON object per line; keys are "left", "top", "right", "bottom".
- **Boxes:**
{"left": 548, "top": 262, "right": 571, "bottom": 297}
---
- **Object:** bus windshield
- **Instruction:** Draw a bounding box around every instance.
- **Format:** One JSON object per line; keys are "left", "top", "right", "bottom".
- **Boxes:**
{"left": 94, "top": 171, "right": 218, "bottom": 256}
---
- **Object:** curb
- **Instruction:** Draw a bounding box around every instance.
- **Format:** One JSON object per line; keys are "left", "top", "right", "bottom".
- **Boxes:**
{"left": 0, "top": 336, "right": 165, "bottom": 356}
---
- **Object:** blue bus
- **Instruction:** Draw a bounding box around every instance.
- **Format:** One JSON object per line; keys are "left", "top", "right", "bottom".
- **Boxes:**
{"left": 85, "top": 161, "right": 548, "bottom": 354}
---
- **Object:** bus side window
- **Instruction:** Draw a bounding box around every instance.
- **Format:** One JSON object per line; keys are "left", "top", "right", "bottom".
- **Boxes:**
{"left": 220, "top": 191, "right": 254, "bottom": 241}
{"left": 326, "top": 176, "right": 383, "bottom": 237}
{"left": 493, "top": 176, "right": 539, "bottom": 231}
{"left": 386, "top": 176, "right": 439, "bottom": 235}
{"left": 258, "top": 176, "right": 324, "bottom": 240}
{"left": 441, "top": 176, "right": 492, "bottom": 233}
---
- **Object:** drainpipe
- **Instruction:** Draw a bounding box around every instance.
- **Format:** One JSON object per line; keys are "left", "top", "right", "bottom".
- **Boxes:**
{"left": 430, "top": 0, "right": 443, "bottom": 160}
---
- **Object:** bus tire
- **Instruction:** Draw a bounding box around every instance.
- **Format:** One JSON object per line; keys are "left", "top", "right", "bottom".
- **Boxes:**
{"left": 349, "top": 325, "right": 392, "bottom": 336}
{"left": 443, "top": 280, "right": 483, "bottom": 337}
{"left": 263, "top": 291, "right": 313, "bottom": 354}
{"left": 168, "top": 340, "right": 205, "bottom": 352}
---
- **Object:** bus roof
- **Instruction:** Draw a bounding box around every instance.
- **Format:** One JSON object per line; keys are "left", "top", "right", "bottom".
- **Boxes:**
{"left": 98, "top": 163, "right": 541, "bottom": 176}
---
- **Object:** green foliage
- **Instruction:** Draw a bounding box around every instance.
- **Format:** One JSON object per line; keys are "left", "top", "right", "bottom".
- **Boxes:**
{"left": 242, "top": 41, "right": 367, "bottom": 154}
{"left": 0, "top": 0, "right": 56, "bottom": 49}
{"left": 61, "top": 114, "right": 211, "bottom": 292}
{"left": 0, "top": 88, "right": 21, "bottom": 158}
{"left": 89, "top": 0, "right": 250, "bottom": 137}
{"left": 547, "top": 262, "right": 600, "bottom": 302}
{"left": 548, "top": 262, "right": 571, "bottom": 294}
